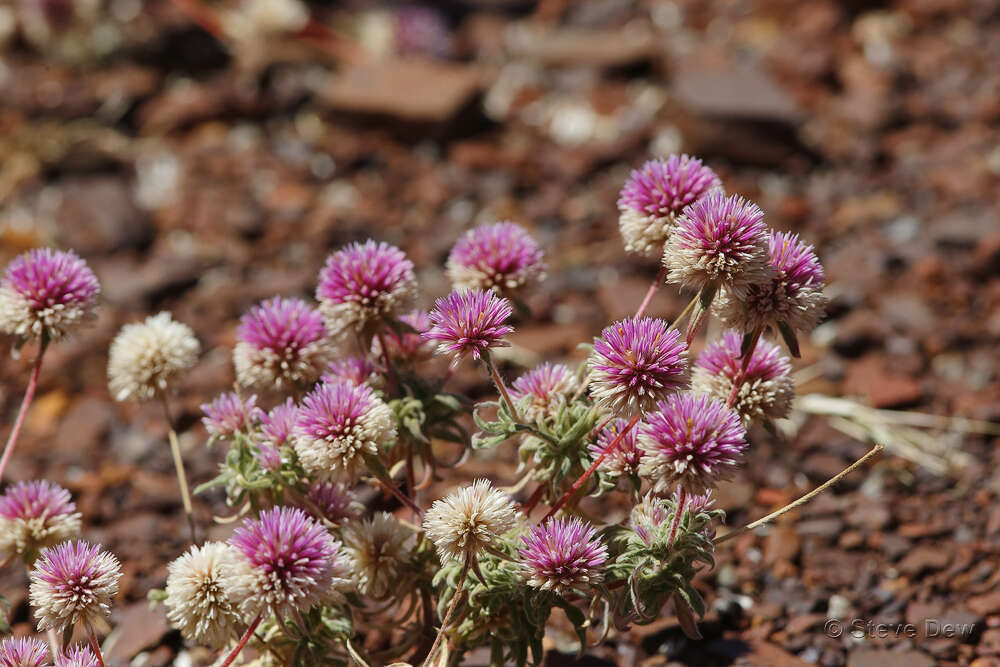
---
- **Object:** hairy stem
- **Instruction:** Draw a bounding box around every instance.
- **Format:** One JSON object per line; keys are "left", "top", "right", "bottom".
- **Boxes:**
{"left": 542, "top": 412, "right": 641, "bottom": 521}
{"left": 219, "top": 613, "right": 263, "bottom": 667}
{"left": 485, "top": 353, "right": 519, "bottom": 421}
{"left": 0, "top": 340, "right": 47, "bottom": 481}
{"left": 423, "top": 558, "right": 470, "bottom": 667}
{"left": 634, "top": 266, "right": 668, "bottom": 319}
{"left": 666, "top": 487, "right": 688, "bottom": 546}
{"left": 715, "top": 444, "right": 884, "bottom": 545}
{"left": 160, "top": 394, "right": 197, "bottom": 544}
{"left": 520, "top": 483, "right": 547, "bottom": 514}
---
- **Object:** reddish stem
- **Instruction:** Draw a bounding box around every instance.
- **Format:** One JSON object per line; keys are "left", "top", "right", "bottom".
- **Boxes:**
{"left": 520, "top": 483, "right": 547, "bottom": 514}
{"left": 634, "top": 266, "right": 668, "bottom": 319}
{"left": 220, "top": 613, "right": 263, "bottom": 667}
{"left": 486, "top": 356, "right": 518, "bottom": 421}
{"left": 86, "top": 623, "right": 105, "bottom": 667}
{"left": 666, "top": 487, "right": 688, "bottom": 546}
{"left": 542, "top": 412, "right": 641, "bottom": 521}
{"left": 0, "top": 342, "right": 47, "bottom": 482}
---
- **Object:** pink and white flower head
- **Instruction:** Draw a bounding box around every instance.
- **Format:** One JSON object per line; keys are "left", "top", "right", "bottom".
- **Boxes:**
{"left": 0, "top": 480, "right": 82, "bottom": 561}
{"left": 588, "top": 317, "right": 689, "bottom": 415}
{"left": 303, "top": 482, "right": 362, "bottom": 526}
{"left": 260, "top": 398, "right": 297, "bottom": 447}
{"left": 28, "top": 540, "right": 121, "bottom": 634}
{"left": 0, "top": 248, "right": 99, "bottom": 342}
{"left": 617, "top": 155, "right": 721, "bottom": 256}
{"left": 664, "top": 193, "right": 771, "bottom": 295}
{"left": 0, "top": 636, "right": 49, "bottom": 667}
{"left": 423, "top": 289, "right": 514, "bottom": 368}
{"left": 54, "top": 645, "right": 99, "bottom": 667}
{"left": 293, "top": 380, "right": 395, "bottom": 482}
{"left": 342, "top": 512, "right": 411, "bottom": 599}
{"left": 371, "top": 309, "right": 433, "bottom": 363}
{"left": 510, "top": 363, "right": 578, "bottom": 422}
{"left": 422, "top": 479, "right": 519, "bottom": 563}
{"left": 234, "top": 297, "right": 338, "bottom": 390}
{"left": 164, "top": 542, "right": 243, "bottom": 648}
{"left": 714, "top": 231, "right": 827, "bottom": 343}
{"left": 637, "top": 394, "right": 747, "bottom": 496}
{"left": 693, "top": 330, "right": 794, "bottom": 425}
{"left": 629, "top": 493, "right": 672, "bottom": 547}
{"left": 316, "top": 240, "right": 417, "bottom": 336}
{"left": 446, "top": 221, "right": 545, "bottom": 294}
{"left": 107, "top": 312, "right": 200, "bottom": 403}
{"left": 588, "top": 417, "right": 644, "bottom": 479}
{"left": 201, "top": 392, "right": 258, "bottom": 441}
{"left": 222, "top": 506, "right": 342, "bottom": 618}
{"left": 519, "top": 517, "right": 607, "bottom": 593}
{"left": 323, "top": 356, "right": 382, "bottom": 388}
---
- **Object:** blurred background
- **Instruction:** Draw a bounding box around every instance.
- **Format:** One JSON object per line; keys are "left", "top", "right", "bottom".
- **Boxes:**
{"left": 1, "top": 0, "right": 999, "bottom": 665}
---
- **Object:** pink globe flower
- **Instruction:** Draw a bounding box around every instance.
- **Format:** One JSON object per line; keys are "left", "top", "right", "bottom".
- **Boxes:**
{"left": 637, "top": 393, "right": 747, "bottom": 495}
{"left": 588, "top": 417, "right": 643, "bottom": 479}
{"left": 519, "top": 517, "right": 607, "bottom": 592}
{"left": 0, "top": 636, "right": 49, "bottom": 667}
{"left": 223, "top": 506, "right": 344, "bottom": 618}
{"left": 201, "top": 392, "right": 258, "bottom": 441}
{"left": 234, "top": 297, "right": 337, "bottom": 390}
{"left": 617, "top": 155, "right": 721, "bottom": 256}
{"left": 509, "top": 362, "right": 578, "bottom": 422}
{"left": 588, "top": 317, "right": 689, "bottom": 415}
{"left": 28, "top": 541, "right": 121, "bottom": 634}
{"left": 0, "top": 248, "right": 100, "bottom": 342}
{"left": 664, "top": 192, "right": 771, "bottom": 295}
{"left": 714, "top": 231, "right": 827, "bottom": 351}
{"left": 323, "top": 356, "right": 381, "bottom": 388}
{"left": 54, "top": 645, "right": 99, "bottom": 667}
{"left": 316, "top": 240, "right": 416, "bottom": 335}
{"left": 446, "top": 221, "right": 545, "bottom": 293}
{"left": 0, "top": 480, "right": 81, "bottom": 560}
{"left": 693, "top": 330, "right": 794, "bottom": 425}
{"left": 293, "top": 380, "right": 395, "bottom": 481}
{"left": 423, "top": 289, "right": 514, "bottom": 368}
{"left": 302, "top": 482, "right": 361, "bottom": 525}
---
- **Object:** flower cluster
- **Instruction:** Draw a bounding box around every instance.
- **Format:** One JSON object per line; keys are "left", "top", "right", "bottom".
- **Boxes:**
{"left": 0, "top": 153, "right": 832, "bottom": 666}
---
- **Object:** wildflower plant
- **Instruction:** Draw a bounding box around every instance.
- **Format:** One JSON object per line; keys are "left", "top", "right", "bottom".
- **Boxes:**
{"left": 0, "top": 154, "right": 883, "bottom": 667}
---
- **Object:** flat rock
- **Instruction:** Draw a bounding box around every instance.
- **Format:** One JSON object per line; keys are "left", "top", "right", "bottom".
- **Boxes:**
{"left": 506, "top": 23, "right": 658, "bottom": 67}
{"left": 896, "top": 545, "right": 952, "bottom": 576}
{"left": 56, "top": 176, "right": 152, "bottom": 255}
{"left": 843, "top": 357, "right": 923, "bottom": 408}
{"left": 321, "top": 58, "right": 487, "bottom": 122}
{"left": 105, "top": 601, "right": 171, "bottom": 661}
{"left": 968, "top": 591, "right": 1000, "bottom": 617}
{"left": 847, "top": 649, "right": 935, "bottom": 667}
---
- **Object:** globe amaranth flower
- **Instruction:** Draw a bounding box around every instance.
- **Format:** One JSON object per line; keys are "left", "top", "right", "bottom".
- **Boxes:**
{"left": 234, "top": 297, "right": 338, "bottom": 390}
{"left": 54, "top": 645, "right": 99, "bottom": 667}
{"left": 256, "top": 398, "right": 297, "bottom": 471}
{"left": 423, "top": 479, "right": 519, "bottom": 563}
{"left": 371, "top": 309, "right": 433, "bottom": 363}
{"left": 322, "top": 356, "right": 382, "bottom": 388}
{"left": 164, "top": 542, "right": 243, "bottom": 648}
{"left": 519, "top": 517, "right": 607, "bottom": 592}
{"left": 588, "top": 417, "right": 643, "bottom": 479}
{"left": 29, "top": 540, "right": 121, "bottom": 634}
{"left": 0, "top": 480, "right": 82, "bottom": 561}
{"left": 637, "top": 393, "right": 747, "bottom": 495}
{"left": 107, "top": 312, "right": 200, "bottom": 402}
{"left": 0, "top": 636, "right": 49, "bottom": 667}
{"left": 663, "top": 192, "right": 771, "bottom": 296}
{"left": 316, "top": 240, "right": 417, "bottom": 336}
{"left": 446, "top": 221, "right": 545, "bottom": 293}
{"left": 693, "top": 330, "right": 794, "bottom": 425}
{"left": 293, "top": 380, "right": 395, "bottom": 482}
{"left": 588, "top": 317, "right": 689, "bottom": 415}
{"left": 510, "top": 363, "right": 578, "bottom": 422}
{"left": 302, "top": 482, "right": 362, "bottom": 525}
{"left": 714, "top": 231, "right": 827, "bottom": 345}
{"left": 342, "top": 512, "right": 411, "bottom": 599}
{"left": 423, "top": 289, "right": 513, "bottom": 368}
{"left": 0, "top": 248, "right": 99, "bottom": 342}
{"left": 202, "top": 392, "right": 258, "bottom": 441}
{"left": 222, "top": 506, "right": 343, "bottom": 618}
{"left": 617, "top": 155, "right": 721, "bottom": 256}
